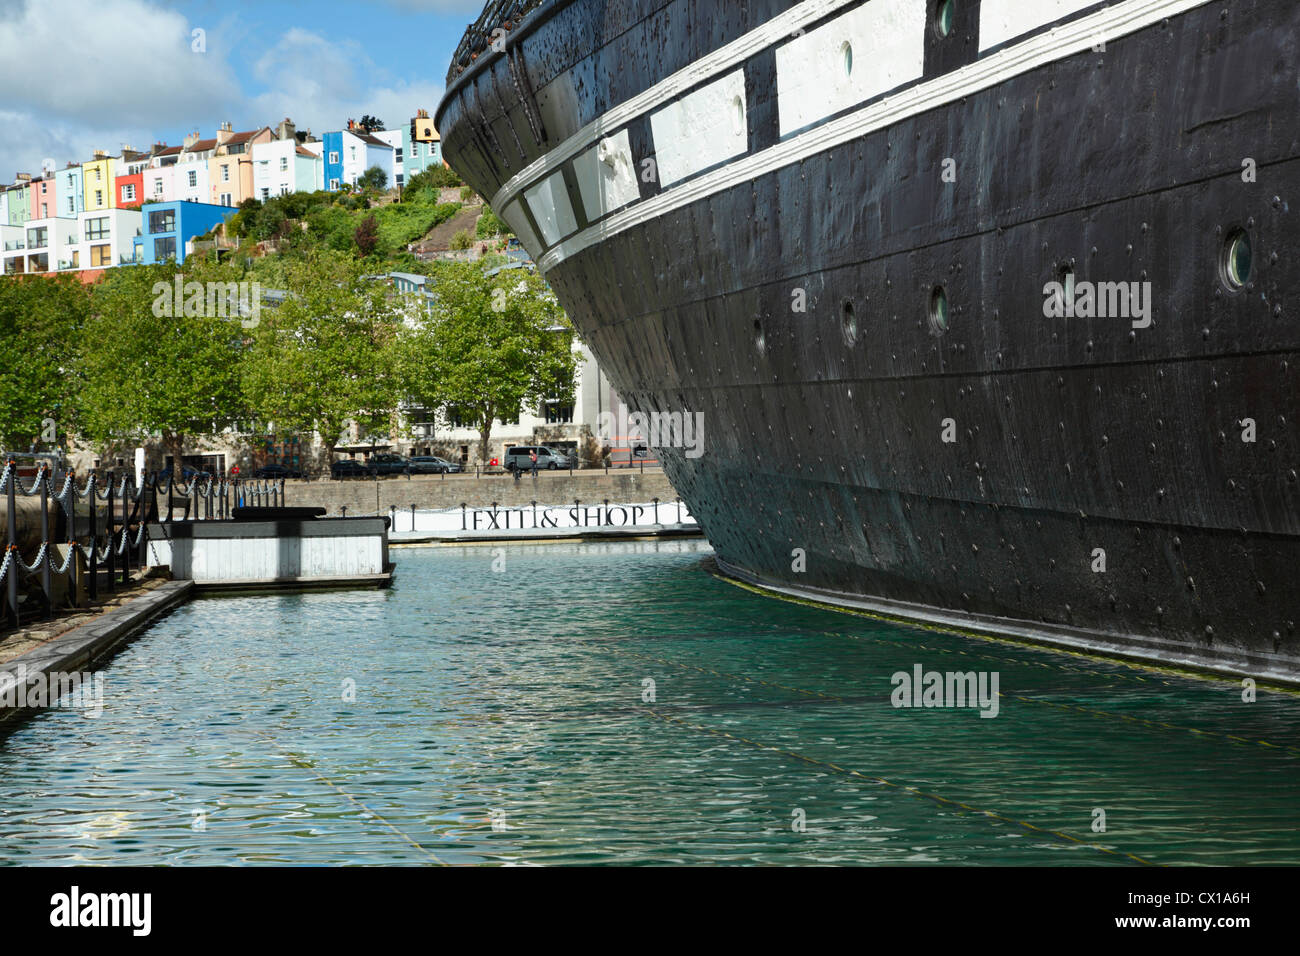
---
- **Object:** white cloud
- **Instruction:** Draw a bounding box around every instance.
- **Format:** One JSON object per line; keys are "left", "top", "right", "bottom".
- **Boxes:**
{"left": 0, "top": 0, "right": 455, "bottom": 182}
{"left": 0, "top": 0, "right": 241, "bottom": 177}
{"left": 244, "top": 28, "right": 445, "bottom": 138}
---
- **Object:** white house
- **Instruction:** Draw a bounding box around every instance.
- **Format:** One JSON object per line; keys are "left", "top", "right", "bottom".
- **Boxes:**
{"left": 251, "top": 139, "right": 323, "bottom": 199}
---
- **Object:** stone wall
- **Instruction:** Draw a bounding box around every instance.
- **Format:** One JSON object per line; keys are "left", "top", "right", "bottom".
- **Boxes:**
{"left": 280, "top": 469, "right": 681, "bottom": 516}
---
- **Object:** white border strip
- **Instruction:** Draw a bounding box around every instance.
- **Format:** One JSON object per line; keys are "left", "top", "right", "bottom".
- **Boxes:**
{"left": 489, "top": 0, "right": 861, "bottom": 213}
{"left": 539, "top": 0, "right": 1212, "bottom": 273}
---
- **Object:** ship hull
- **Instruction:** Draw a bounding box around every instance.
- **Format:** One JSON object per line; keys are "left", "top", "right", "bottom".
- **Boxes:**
{"left": 438, "top": 0, "right": 1300, "bottom": 681}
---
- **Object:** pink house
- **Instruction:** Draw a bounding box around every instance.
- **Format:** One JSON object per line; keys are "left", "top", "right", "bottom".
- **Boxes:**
{"left": 29, "top": 175, "right": 56, "bottom": 220}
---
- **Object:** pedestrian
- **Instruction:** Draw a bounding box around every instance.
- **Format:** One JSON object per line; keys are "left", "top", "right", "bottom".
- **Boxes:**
{"left": 530, "top": 449, "right": 539, "bottom": 476}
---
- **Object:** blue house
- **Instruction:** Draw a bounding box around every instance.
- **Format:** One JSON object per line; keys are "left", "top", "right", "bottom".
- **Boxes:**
{"left": 138, "top": 200, "right": 236, "bottom": 265}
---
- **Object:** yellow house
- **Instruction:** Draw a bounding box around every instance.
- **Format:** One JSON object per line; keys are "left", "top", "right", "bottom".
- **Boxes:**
{"left": 82, "top": 152, "right": 115, "bottom": 212}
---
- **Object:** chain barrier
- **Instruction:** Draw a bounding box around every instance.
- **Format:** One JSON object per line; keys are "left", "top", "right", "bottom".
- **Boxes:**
{"left": 0, "top": 458, "right": 284, "bottom": 630}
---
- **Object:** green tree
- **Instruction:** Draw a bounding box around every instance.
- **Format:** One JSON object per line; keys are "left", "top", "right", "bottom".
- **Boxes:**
{"left": 476, "top": 207, "right": 510, "bottom": 239}
{"left": 400, "top": 262, "right": 579, "bottom": 463}
{"left": 403, "top": 165, "right": 462, "bottom": 197}
{"left": 241, "top": 250, "right": 402, "bottom": 458}
{"left": 358, "top": 115, "right": 385, "bottom": 132}
{"left": 76, "top": 260, "right": 247, "bottom": 468}
{"left": 358, "top": 166, "right": 388, "bottom": 192}
{"left": 0, "top": 274, "right": 92, "bottom": 450}
{"left": 449, "top": 229, "right": 473, "bottom": 251}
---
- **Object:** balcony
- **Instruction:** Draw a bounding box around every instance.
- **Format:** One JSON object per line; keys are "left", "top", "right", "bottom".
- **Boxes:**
{"left": 118, "top": 253, "right": 140, "bottom": 265}
{"left": 3, "top": 240, "right": 25, "bottom": 251}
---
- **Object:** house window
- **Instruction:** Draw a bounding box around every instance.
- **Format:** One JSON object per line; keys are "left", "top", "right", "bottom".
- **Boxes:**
{"left": 85, "top": 217, "right": 108, "bottom": 240}
{"left": 329, "top": 179, "right": 340, "bottom": 190}
{"left": 148, "top": 209, "right": 175, "bottom": 234}
{"left": 154, "top": 237, "right": 177, "bottom": 261}
{"left": 188, "top": 171, "right": 197, "bottom": 188}
{"left": 27, "top": 227, "right": 48, "bottom": 248}
{"left": 94, "top": 168, "right": 102, "bottom": 182}
{"left": 328, "top": 151, "right": 339, "bottom": 164}
{"left": 90, "top": 244, "right": 110, "bottom": 267}
{"left": 396, "top": 148, "right": 403, "bottom": 162}
{"left": 122, "top": 184, "right": 136, "bottom": 202}
{"left": 94, "top": 190, "right": 103, "bottom": 206}
{"left": 220, "top": 193, "right": 232, "bottom": 206}
{"left": 261, "top": 188, "right": 269, "bottom": 199}
{"left": 67, "top": 197, "right": 75, "bottom": 214}
{"left": 154, "top": 179, "right": 164, "bottom": 196}
{"left": 70, "top": 251, "right": 78, "bottom": 268}
{"left": 40, "top": 203, "right": 48, "bottom": 218}
{"left": 280, "top": 157, "right": 288, "bottom": 171}
{"left": 396, "top": 174, "right": 404, "bottom": 186}
{"left": 221, "top": 165, "right": 230, "bottom": 182}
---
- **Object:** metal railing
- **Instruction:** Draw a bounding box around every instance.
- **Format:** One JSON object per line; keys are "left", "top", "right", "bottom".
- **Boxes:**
{"left": 0, "top": 458, "right": 284, "bottom": 629}
{"left": 448, "top": 0, "right": 545, "bottom": 79}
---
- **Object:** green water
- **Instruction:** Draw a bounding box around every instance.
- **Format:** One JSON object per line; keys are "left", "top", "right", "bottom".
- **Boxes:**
{"left": 1, "top": 540, "right": 1297, "bottom": 866}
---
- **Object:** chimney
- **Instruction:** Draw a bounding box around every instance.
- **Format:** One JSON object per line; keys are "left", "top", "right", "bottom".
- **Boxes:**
{"left": 216, "top": 121, "right": 233, "bottom": 147}
{"left": 277, "top": 117, "right": 297, "bottom": 142}
{"left": 92, "top": 150, "right": 108, "bottom": 160}
{"left": 183, "top": 131, "right": 200, "bottom": 149}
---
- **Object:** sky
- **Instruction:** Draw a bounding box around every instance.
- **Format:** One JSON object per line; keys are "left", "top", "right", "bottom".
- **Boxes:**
{"left": 0, "top": 0, "right": 490, "bottom": 181}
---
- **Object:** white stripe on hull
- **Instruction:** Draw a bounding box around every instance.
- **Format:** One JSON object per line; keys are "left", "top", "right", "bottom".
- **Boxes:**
{"left": 775, "top": 0, "right": 926, "bottom": 136}
{"left": 536, "top": 0, "right": 1214, "bottom": 273}
{"left": 488, "top": 0, "right": 864, "bottom": 213}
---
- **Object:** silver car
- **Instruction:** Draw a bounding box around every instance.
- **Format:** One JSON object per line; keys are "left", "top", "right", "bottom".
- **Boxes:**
{"left": 504, "top": 446, "right": 571, "bottom": 471}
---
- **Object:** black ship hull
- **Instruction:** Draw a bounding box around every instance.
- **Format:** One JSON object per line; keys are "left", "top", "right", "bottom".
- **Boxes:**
{"left": 438, "top": 0, "right": 1300, "bottom": 682}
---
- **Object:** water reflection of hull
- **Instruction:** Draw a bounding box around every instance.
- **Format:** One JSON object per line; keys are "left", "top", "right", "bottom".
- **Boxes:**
{"left": 438, "top": 0, "right": 1300, "bottom": 682}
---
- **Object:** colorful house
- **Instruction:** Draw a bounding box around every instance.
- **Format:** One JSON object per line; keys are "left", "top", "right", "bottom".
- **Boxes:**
{"left": 29, "top": 176, "right": 56, "bottom": 220}
{"left": 208, "top": 123, "right": 273, "bottom": 206}
{"left": 136, "top": 201, "right": 236, "bottom": 265}
{"left": 115, "top": 170, "right": 143, "bottom": 208}
{"left": 322, "top": 122, "right": 395, "bottom": 191}
{"left": 6, "top": 178, "right": 31, "bottom": 226}
{"left": 251, "top": 139, "right": 323, "bottom": 199}
{"left": 58, "top": 165, "right": 84, "bottom": 217}
{"left": 82, "top": 153, "right": 115, "bottom": 212}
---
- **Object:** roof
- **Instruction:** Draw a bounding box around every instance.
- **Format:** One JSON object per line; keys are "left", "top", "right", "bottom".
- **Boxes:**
{"left": 294, "top": 145, "right": 317, "bottom": 158}
{"left": 186, "top": 138, "right": 217, "bottom": 152}
{"left": 224, "top": 128, "right": 269, "bottom": 146}
{"left": 355, "top": 131, "right": 394, "bottom": 149}
{"left": 155, "top": 146, "right": 182, "bottom": 157}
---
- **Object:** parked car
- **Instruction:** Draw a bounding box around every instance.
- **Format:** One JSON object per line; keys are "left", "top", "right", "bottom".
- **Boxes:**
{"left": 330, "top": 458, "right": 370, "bottom": 479}
{"left": 250, "top": 463, "right": 303, "bottom": 480}
{"left": 366, "top": 453, "right": 413, "bottom": 476}
{"left": 408, "top": 455, "right": 462, "bottom": 474}
{"left": 504, "top": 446, "right": 571, "bottom": 471}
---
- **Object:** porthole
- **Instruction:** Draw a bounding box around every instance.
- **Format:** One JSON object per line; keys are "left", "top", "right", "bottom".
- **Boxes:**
{"left": 1222, "top": 229, "right": 1252, "bottom": 290}
{"left": 733, "top": 95, "right": 746, "bottom": 135}
{"left": 754, "top": 319, "right": 766, "bottom": 353}
{"left": 1052, "top": 265, "right": 1076, "bottom": 313}
{"left": 842, "top": 41, "right": 854, "bottom": 77}
{"left": 934, "top": 0, "right": 955, "bottom": 39}
{"left": 842, "top": 299, "right": 858, "bottom": 346}
{"left": 929, "top": 286, "right": 950, "bottom": 334}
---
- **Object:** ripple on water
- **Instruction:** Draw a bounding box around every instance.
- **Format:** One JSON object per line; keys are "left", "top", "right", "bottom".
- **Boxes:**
{"left": 1, "top": 540, "right": 1298, "bottom": 865}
